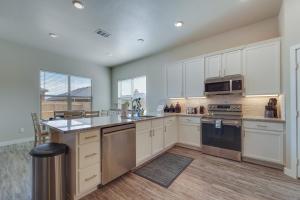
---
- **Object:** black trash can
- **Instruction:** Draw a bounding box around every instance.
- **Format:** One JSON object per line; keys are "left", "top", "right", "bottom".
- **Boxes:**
{"left": 30, "top": 143, "right": 68, "bottom": 200}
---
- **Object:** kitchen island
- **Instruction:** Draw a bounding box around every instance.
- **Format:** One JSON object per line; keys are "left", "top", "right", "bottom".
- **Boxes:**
{"left": 43, "top": 114, "right": 176, "bottom": 200}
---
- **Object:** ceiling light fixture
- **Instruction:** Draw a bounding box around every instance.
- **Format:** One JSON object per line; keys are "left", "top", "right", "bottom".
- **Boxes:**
{"left": 72, "top": 0, "right": 84, "bottom": 9}
{"left": 137, "top": 38, "right": 144, "bottom": 43}
{"left": 49, "top": 33, "right": 58, "bottom": 38}
{"left": 174, "top": 21, "right": 184, "bottom": 28}
{"left": 106, "top": 53, "right": 113, "bottom": 57}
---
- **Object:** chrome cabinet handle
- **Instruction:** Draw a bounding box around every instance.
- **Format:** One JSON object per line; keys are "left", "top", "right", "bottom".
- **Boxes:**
{"left": 85, "top": 135, "right": 97, "bottom": 140}
{"left": 257, "top": 125, "right": 268, "bottom": 128}
{"left": 84, "top": 153, "right": 97, "bottom": 159}
{"left": 85, "top": 174, "right": 97, "bottom": 182}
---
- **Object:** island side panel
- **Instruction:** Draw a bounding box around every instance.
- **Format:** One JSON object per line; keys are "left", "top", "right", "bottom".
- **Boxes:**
{"left": 51, "top": 129, "right": 78, "bottom": 200}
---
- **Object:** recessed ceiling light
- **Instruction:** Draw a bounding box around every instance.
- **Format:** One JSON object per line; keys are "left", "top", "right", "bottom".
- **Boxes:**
{"left": 49, "top": 33, "right": 58, "bottom": 38}
{"left": 137, "top": 38, "right": 144, "bottom": 43}
{"left": 174, "top": 21, "right": 184, "bottom": 28}
{"left": 72, "top": 0, "right": 84, "bottom": 9}
{"left": 106, "top": 53, "right": 113, "bottom": 57}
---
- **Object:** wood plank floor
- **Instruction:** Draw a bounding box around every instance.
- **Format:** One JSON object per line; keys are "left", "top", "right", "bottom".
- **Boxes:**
{"left": 82, "top": 147, "right": 300, "bottom": 200}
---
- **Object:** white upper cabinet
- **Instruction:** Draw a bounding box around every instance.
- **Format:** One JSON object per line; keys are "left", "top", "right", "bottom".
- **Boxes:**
{"left": 166, "top": 62, "right": 183, "bottom": 98}
{"left": 165, "top": 38, "right": 281, "bottom": 98}
{"left": 222, "top": 50, "right": 243, "bottom": 76}
{"left": 205, "top": 54, "right": 222, "bottom": 79}
{"left": 243, "top": 40, "right": 280, "bottom": 95}
{"left": 205, "top": 50, "right": 243, "bottom": 79}
{"left": 184, "top": 57, "right": 205, "bottom": 97}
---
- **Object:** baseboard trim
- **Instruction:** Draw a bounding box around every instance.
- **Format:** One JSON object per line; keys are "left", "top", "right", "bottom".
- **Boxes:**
{"left": 243, "top": 156, "right": 284, "bottom": 170}
{"left": 0, "top": 137, "right": 33, "bottom": 147}
{"left": 284, "top": 167, "right": 297, "bottom": 179}
{"left": 176, "top": 143, "right": 202, "bottom": 152}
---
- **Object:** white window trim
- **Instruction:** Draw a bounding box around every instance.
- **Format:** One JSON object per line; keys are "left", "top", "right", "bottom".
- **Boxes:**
{"left": 117, "top": 76, "right": 146, "bottom": 109}
{"left": 40, "top": 70, "right": 93, "bottom": 119}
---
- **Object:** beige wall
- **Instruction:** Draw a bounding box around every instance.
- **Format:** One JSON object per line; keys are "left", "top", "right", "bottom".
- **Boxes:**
{"left": 279, "top": 0, "right": 300, "bottom": 174}
{"left": 0, "top": 39, "right": 111, "bottom": 144}
{"left": 112, "top": 17, "right": 279, "bottom": 112}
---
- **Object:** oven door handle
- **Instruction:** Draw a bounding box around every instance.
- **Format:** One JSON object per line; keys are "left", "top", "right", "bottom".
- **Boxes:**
{"left": 201, "top": 119, "right": 215, "bottom": 124}
{"left": 222, "top": 120, "right": 241, "bottom": 127}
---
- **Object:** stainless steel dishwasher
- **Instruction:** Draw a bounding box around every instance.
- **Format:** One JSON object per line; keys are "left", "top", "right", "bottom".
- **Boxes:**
{"left": 101, "top": 123, "right": 136, "bottom": 185}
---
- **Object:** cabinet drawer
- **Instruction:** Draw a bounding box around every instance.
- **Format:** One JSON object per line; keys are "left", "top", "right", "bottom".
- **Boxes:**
{"left": 151, "top": 119, "right": 164, "bottom": 128}
{"left": 164, "top": 117, "right": 177, "bottom": 126}
{"left": 136, "top": 121, "right": 151, "bottom": 132}
{"left": 79, "top": 129, "right": 100, "bottom": 145}
{"left": 179, "top": 117, "right": 201, "bottom": 124}
{"left": 243, "top": 121, "right": 284, "bottom": 132}
{"left": 78, "top": 164, "right": 100, "bottom": 194}
{"left": 78, "top": 142, "right": 100, "bottom": 169}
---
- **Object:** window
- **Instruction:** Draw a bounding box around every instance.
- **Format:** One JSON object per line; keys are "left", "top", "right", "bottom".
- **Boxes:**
{"left": 118, "top": 76, "right": 146, "bottom": 110}
{"left": 40, "top": 70, "right": 92, "bottom": 120}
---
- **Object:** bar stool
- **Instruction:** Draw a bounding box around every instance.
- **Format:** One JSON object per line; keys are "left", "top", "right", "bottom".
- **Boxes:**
{"left": 31, "top": 113, "right": 50, "bottom": 147}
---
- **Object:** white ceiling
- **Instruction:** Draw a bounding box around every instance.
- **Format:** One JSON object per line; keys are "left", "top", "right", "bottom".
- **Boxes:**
{"left": 0, "top": 0, "right": 282, "bottom": 67}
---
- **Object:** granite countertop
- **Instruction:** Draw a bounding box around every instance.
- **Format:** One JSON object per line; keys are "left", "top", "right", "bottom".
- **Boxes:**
{"left": 43, "top": 115, "right": 135, "bottom": 133}
{"left": 43, "top": 112, "right": 285, "bottom": 134}
{"left": 242, "top": 116, "right": 286, "bottom": 123}
{"left": 43, "top": 112, "right": 205, "bottom": 134}
{"left": 42, "top": 113, "right": 169, "bottom": 133}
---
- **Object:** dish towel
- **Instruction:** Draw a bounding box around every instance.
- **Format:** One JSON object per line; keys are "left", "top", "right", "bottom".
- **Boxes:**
{"left": 215, "top": 119, "right": 222, "bottom": 129}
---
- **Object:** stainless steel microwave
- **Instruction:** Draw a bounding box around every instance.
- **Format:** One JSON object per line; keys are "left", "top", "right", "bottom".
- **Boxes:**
{"left": 204, "top": 75, "right": 244, "bottom": 96}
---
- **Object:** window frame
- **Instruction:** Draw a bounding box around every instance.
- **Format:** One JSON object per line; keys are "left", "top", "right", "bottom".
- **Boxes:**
{"left": 117, "top": 76, "right": 146, "bottom": 109}
{"left": 39, "top": 70, "right": 93, "bottom": 119}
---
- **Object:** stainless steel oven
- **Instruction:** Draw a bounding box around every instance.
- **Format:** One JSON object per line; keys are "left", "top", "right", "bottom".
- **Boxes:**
{"left": 201, "top": 104, "right": 242, "bottom": 161}
{"left": 204, "top": 75, "right": 244, "bottom": 96}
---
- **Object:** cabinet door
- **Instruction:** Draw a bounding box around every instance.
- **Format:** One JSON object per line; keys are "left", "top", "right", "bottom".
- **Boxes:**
{"left": 165, "top": 125, "right": 178, "bottom": 147}
{"left": 152, "top": 127, "right": 165, "bottom": 155}
{"left": 205, "top": 54, "right": 221, "bottom": 79}
{"left": 222, "top": 50, "right": 242, "bottom": 76}
{"left": 179, "top": 124, "right": 201, "bottom": 147}
{"left": 136, "top": 129, "right": 152, "bottom": 165}
{"left": 184, "top": 58, "right": 205, "bottom": 97}
{"left": 243, "top": 41, "right": 280, "bottom": 95}
{"left": 164, "top": 119, "right": 178, "bottom": 148}
{"left": 243, "top": 129, "right": 283, "bottom": 164}
{"left": 166, "top": 62, "right": 183, "bottom": 98}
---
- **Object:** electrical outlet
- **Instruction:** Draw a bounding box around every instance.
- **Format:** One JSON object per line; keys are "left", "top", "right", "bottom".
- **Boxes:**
{"left": 19, "top": 128, "right": 25, "bottom": 133}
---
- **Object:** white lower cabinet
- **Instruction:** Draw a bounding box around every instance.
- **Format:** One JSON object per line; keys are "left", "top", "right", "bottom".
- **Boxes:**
{"left": 179, "top": 117, "right": 201, "bottom": 147}
{"left": 164, "top": 117, "right": 178, "bottom": 148}
{"left": 243, "top": 120, "right": 284, "bottom": 165}
{"left": 78, "top": 164, "right": 101, "bottom": 194}
{"left": 136, "top": 119, "right": 165, "bottom": 165}
{"left": 136, "top": 128, "right": 152, "bottom": 164}
{"left": 151, "top": 121, "right": 165, "bottom": 155}
{"left": 77, "top": 130, "right": 101, "bottom": 196}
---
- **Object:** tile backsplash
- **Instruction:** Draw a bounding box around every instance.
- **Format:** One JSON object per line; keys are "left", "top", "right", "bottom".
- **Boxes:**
{"left": 168, "top": 95, "right": 284, "bottom": 118}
